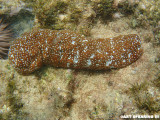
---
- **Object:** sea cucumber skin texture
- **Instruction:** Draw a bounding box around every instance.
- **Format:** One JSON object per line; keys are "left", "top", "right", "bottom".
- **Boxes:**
{"left": 8, "top": 29, "right": 143, "bottom": 74}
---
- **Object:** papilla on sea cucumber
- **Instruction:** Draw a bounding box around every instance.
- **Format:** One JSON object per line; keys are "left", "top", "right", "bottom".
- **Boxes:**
{"left": 8, "top": 29, "right": 143, "bottom": 74}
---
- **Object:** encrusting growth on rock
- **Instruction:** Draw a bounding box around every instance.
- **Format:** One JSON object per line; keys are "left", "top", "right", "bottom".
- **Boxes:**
{"left": 8, "top": 29, "right": 143, "bottom": 74}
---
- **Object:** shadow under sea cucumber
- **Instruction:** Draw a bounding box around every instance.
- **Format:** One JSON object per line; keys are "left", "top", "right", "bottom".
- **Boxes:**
{"left": 8, "top": 29, "right": 143, "bottom": 74}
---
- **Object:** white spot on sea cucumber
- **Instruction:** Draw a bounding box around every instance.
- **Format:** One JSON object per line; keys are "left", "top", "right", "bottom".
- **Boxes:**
{"left": 82, "top": 39, "right": 88, "bottom": 42}
{"left": 10, "top": 54, "right": 14, "bottom": 58}
{"left": 123, "top": 59, "right": 126, "bottom": 62}
{"left": 60, "top": 55, "right": 63, "bottom": 59}
{"left": 71, "top": 37, "right": 77, "bottom": 40}
{"left": 21, "top": 48, "right": 24, "bottom": 51}
{"left": 84, "top": 46, "right": 88, "bottom": 49}
{"left": 97, "top": 49, "right": 101, "bottom": 53}
{"left": 128, "top": 53, "right": 132, "bottom": 58}
{"left": 129, "top": 59, "right": 131, "bottom": 62}
{"left": 87, "top": 59, "right": 92, "bottom": 66}
{"left": 83, "top": 49, "right": 87, "bottom": 52}
{"left": 46, "top": 47, "right": 48, "bottom": 52}
{"left": 49, "top": 32, "right": 52, "bottom": 36}
{"left": 71, "top": 41, "right": 75, "bottom": 45}
{"left": 73, "top": 51, "right": 79, "bottom": 64}
{"left": 96, "top": 64, "right": 99, "bottom": 66}
{"left": 123, "top": 48, "right": 126, "bottom": 51}
{"left": 68, "top": 55, "right": 71, "bottom": 60}
{"left": 106, "top": 60, "right": 112, "bottom": 66}
{"left": 121, "top": 55, "right": 124, "bottom": 58}
{"left": 71, "top": 49, "right": 75, "bottom": 53}
{"left": 106, "top": 52, "right": 108, "bottom": 55}
{"left": 59, "top": 45, "right": 61, "bottom": 51}
{"left": 90, "top": 54, "right": 95, "bottom": 58}
{"left": 110, "top": 55, "right": 114, "bottom": 59}
{"left": 73, "top": 55, "right": 79, "bottom": 64}
{"left": 65, "top": 32, "right": 69, "bottom": 35}
{"left": 67, "top": 63, "right": 70, "bottom": 67}
{"left": 77, "top": 50, "right": 79, "bottom": 56}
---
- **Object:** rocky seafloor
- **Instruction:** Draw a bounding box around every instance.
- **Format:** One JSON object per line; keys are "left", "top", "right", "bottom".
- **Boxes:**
{"left": 0, "top": 0, "right": 160, "bottom": 119}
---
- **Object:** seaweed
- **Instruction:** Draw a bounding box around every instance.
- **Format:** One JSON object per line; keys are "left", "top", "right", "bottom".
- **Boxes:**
{"left": 129, "top": 82, "right": 160, "bottom": 114}
{"left": 92, "top": 0, "right": 116, "bottom": 21}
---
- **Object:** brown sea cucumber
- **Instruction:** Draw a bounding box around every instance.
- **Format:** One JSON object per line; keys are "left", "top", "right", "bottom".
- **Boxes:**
{"left": 8, "top": 29, "right": 143, "bottom": 74}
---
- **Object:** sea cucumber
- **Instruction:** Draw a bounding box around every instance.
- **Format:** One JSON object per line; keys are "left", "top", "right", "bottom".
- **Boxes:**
{"left": 8, "top": 29, "right": 143, "bottom": 74}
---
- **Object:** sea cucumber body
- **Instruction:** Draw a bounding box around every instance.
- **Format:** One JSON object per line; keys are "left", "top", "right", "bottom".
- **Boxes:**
{"left": 8, "top": 29, "right": 143, "bottom": 74}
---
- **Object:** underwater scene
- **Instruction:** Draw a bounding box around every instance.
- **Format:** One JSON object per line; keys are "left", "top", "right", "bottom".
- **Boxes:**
{"left": 0, "top": 0, "right": 160, "bottom": 119}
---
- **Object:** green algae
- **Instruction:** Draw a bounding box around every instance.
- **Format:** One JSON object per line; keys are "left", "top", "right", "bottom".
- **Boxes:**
{"left": 47, "top": 88, "right": 74, "bottom": 119}
{"left": 92, "top": 0, "right": 116, "bottom": 22}
{"left": 118, "top": 0, "right": 138, "bottom": 15}
{"left": 88, "top": 103, "right": 115, "bottom": 120}
{"left": 153, "top": 73, "right": 160, "bottom": 90}
{"left": 69, "top": 5, "right": 82, "bottom": 25}
{"left": 129, "top": 82, "right": 160, "bottom": 114}
{"left": 22, "top": 0, "right": 69, "bottom": 29}
{"left": 35, "top": 68, "right": 75, "bottom": 119}
{"left": 153, "top": 27, "right": 160, "bottom": 45}
{"left": 89, "top": 104, "right": 108, "bottom": 119}
{"left": 133, "top": 0, "right": 160, "bottom": 27}
{"left": 0, "top": 74, "right": 29, "bottom": 120}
